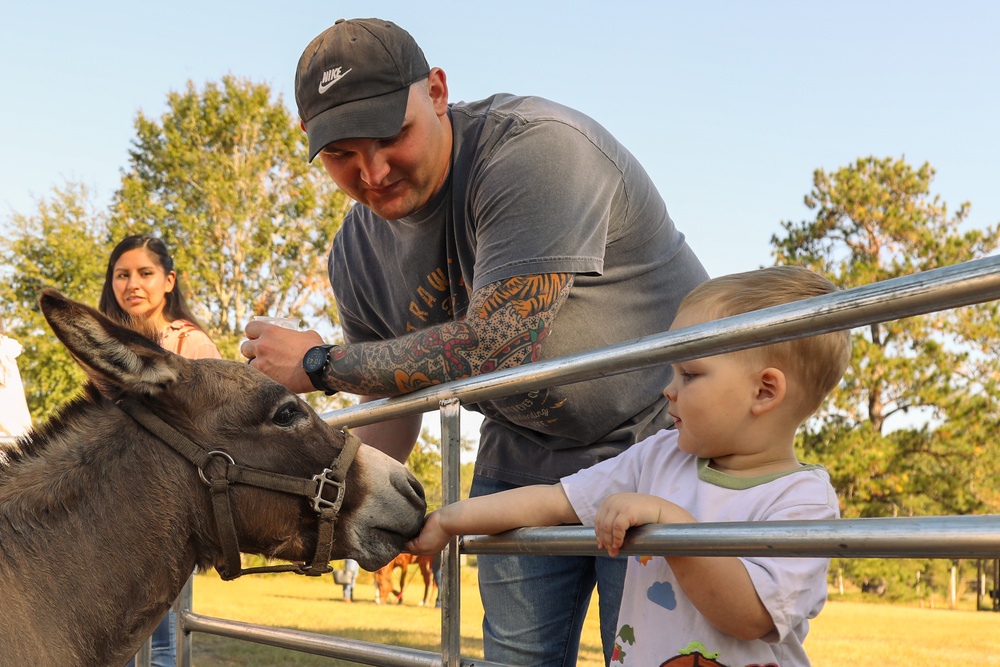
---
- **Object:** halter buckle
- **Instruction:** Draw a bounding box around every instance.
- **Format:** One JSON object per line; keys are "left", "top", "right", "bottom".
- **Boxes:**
{"left": 311, "top": 467, "right": 346, "bottom": 513}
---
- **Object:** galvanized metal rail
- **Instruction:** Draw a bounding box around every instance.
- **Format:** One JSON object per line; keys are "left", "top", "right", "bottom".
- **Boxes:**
{"left": 318, "top": 255, "right": 1000, "bottom": 430}
{"left": 131, "top": 256, "right": 1000, "bottom": 665}
{"left": 462, "top": 515, "right": 1000, "bottom": 558}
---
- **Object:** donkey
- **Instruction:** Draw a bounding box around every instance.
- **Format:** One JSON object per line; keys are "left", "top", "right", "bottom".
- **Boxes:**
{"left": 0, "top": 290, "right": 427, "bottom": 666}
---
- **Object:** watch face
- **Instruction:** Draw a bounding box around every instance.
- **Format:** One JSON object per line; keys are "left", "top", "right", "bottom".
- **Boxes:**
{"left": 305, "top": 346, "right": 328, "bottom": 373}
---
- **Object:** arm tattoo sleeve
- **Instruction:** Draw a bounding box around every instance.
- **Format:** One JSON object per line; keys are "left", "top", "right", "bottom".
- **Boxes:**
{"left": 324, "top": 273, "right": 574, "bottom": 396}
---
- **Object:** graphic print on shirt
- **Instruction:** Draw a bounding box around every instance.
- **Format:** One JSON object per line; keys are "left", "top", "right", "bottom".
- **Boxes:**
{"left": 659, "top": 640, "right": 729, "bottom": 666}
{"left": 611, "top": 624, "right": 636, "bottom": 664}
{"left": 404, "top": 266, "right": 465, "bottom": 332}
{"left": 640, "top": 555, "right": 678, "bottom": 611}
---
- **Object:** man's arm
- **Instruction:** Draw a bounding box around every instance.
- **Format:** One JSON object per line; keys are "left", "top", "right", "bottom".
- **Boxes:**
{"left": 243, "top": 272, "right": 572, "bottom": 461}
{"left": 321, "top": 273, "right": 573, "bottom": 395}
{"left": 350, "top": 397, "right": 422, "bottom": 463}
{"left": 243, "top": 273, "right": 573, "bottom": 396}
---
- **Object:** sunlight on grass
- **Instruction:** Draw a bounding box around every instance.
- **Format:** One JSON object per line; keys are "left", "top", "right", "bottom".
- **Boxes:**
{"left": 188, "top": 569, "right": 998, "bottom": 666}
{"left": 190, "top": 567, "right": 605, "bottom": 666}
{"left": 808, "top": 601, "right": 1000, "bottom": 665}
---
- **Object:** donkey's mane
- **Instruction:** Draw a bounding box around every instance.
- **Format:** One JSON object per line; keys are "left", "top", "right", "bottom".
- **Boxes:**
{"left": 1, "top": 313, "right": 163, "bottom": 471}
{"left": 0, "top": 383, "right": 177, "bottom": 536}
{"left": 0, "top": 384, "right": 106, "bottom": 468}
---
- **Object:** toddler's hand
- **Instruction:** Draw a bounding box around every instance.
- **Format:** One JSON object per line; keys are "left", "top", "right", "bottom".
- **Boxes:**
{"left": 404, "top": 511, "right": 450, "bottom": 555}
{"left": 594, "top": 493, "right": 689, "bottom": 557}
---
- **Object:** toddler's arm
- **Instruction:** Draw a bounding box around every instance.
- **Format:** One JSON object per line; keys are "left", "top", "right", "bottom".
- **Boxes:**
{"left": 595, "top": 492, "right": 775, "bottom": 641}
{"left": 406, "top": 483, "right": 579, "bottom": 555}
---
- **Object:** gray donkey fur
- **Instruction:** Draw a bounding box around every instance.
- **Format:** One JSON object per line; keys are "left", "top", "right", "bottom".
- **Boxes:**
{"left": 0, "top": 290, "right": 426, "bottom": 665}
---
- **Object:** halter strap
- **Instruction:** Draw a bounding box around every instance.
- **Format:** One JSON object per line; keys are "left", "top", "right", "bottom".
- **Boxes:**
{"left": 116, "top": 398, "right": 360, "bottom": 579}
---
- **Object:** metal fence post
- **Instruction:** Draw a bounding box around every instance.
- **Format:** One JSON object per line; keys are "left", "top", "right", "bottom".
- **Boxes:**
{"left": 439, "top": 399, "right": 462, "bottom": 667}
{"left": 177, "top": 576, "right": 194, "bottom": 667}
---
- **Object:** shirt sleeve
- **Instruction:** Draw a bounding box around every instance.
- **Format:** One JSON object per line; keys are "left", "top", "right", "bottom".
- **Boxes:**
{"left": 180, "top": 333, "right": 222, "bottom": 360}
{"left": 559, "top": 432, "right": 667, "bottom": 524}
{"left": 741, "top": 479, "right": 840, "bottom": 644}
{"left": 173, "top": 327, "right": 222, "bottom": 360}
{"left": 467, "top": 120, "right": 622, "bottom": 291}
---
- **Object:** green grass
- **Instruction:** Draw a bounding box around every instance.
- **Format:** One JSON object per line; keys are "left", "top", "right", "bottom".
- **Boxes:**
{"left": 188, "top": 569, "right": 1000, "bottom": 666}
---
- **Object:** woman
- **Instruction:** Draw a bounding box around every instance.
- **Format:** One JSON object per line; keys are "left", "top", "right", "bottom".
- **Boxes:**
{"left": 99, "top": 234, "right": 220, "bottom": 361}
{"left": 100, "top": 234, "right": 219, "bottom": 667}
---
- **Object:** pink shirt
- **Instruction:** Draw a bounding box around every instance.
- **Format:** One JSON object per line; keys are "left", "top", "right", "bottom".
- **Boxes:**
{"left": 159, "top": 320, "right": 221, "bottom": 360}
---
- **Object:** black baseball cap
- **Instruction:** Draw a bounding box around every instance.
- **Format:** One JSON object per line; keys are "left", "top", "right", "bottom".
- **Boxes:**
{"left": 295, "top": 18, "right": 430, "bottom": 161}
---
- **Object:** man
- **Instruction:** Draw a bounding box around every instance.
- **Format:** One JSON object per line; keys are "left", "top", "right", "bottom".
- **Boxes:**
{"left": 244, "top": 17, "right": 708, "bottom": 667}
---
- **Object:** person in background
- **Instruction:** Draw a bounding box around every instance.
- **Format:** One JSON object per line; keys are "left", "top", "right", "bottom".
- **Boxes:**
{"left": 100, "top": 235, "right": 221, "bottom": 362}
{"left": 0, "top": 316, "right": 32, "bottom": 441}
{"left": 407, "top": 266, "right": 850, "bottom": 667}
{"left": 243, "top": 18, "right": 708, "bottom": 666}
{"left": 431, "top": 551, "right": 442, "bottom": 608}
{"left": 100, "top": 234, "right": 221, "bottom": 667}
{"left": 341, "top": 558, "right": 359, "bottom": 602}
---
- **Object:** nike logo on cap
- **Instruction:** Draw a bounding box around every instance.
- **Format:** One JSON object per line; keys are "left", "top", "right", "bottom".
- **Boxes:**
{"left": 318, "top": 66, "right": 352, "bottom": 94}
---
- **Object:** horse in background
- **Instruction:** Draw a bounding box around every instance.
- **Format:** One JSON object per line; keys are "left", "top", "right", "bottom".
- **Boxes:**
{"left": 0, "top": 290, "right": 426, "bottom": 666}
{"left": 374, "top": 553, "right": 437, "bottom": 606}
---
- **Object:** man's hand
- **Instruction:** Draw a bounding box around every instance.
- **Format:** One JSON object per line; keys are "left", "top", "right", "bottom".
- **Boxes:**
{"left": 593, "top": 493, "right": 694, "bottom": 557}
{"left": 242, "top": 322, "right": 324, "bottom": 394}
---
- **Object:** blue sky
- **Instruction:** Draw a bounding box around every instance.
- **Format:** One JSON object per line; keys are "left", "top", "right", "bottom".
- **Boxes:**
{"left": 3, "top": 1, "right": 997, "bottom": 281}
{"left": 2, "top": 1, "right": 997, "bottom": 441}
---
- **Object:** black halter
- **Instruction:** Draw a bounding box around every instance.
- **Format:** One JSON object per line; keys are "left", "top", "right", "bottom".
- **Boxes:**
{"left": 116, "top": 398, "right": 360, "bottom": 580}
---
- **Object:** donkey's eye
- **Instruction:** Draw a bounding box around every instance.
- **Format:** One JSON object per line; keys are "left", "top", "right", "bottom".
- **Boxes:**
{"left": 272, "top": 403, "right": 304, "bottom": 427}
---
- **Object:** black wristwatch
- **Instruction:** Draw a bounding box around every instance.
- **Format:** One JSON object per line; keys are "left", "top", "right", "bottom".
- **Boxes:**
{"left": 302, "top": 344, "right": 337, "bottom": 396}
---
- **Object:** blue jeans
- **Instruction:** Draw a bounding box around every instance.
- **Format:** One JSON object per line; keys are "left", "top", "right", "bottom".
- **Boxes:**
{"left": 125, "top": 610, "right": 176, "bottom": 667}
{"left": 471, "top": 475, "right": 626, "bottom": 667}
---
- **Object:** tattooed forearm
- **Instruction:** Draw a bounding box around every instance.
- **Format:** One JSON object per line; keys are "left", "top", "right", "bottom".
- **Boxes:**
{"left": 323, "top": 273, "right": 574, "bottom": 397}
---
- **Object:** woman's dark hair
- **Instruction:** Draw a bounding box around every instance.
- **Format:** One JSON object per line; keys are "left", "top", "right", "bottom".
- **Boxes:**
{"left": 98, "top": 234, "right": 205, "bottom": 330}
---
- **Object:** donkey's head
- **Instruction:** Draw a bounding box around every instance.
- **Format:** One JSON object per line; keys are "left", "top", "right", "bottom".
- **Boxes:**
{"left": 38, "top": 289, "right": 426, "bottom": 572}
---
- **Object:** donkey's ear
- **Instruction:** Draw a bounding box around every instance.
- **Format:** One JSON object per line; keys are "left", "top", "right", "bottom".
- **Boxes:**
{"left": 39, "top": 289, "right": 183, "bottom": 396}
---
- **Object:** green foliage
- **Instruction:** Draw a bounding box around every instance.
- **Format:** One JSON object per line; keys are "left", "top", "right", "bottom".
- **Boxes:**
{"left": 777, "top": 157, "right": 1000, "bottom": 518}
{"left": 831, "top": 557, "right": 983, "bottom": 607}
{"left": 405, "top": 428, "right": 476, "bottom": 511}
{"left": 775, "top": 157, "right": 1000, "bottom": 542}
{"left": 110, "top": 75, "right": 350, "bottom": 355}
{"left": 1, "top": 77, "right": 352, "bottom": 421}
{"left": 0, "top": 183, "right": 107, "bottom": 421}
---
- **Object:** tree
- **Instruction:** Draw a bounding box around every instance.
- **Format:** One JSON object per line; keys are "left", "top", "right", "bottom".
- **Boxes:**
{"left": 772, "top": 156, "right": 1000, "bottom": 520}
{"left": 110, "top": 76, "right": 351, "bottom": 358}
{"left": 405, "top": 428, "right": 477, "bottom": 512}
{"left": 0, "top": 183, "right": 108, "bottom": 422}
{"left": 1, "top": 77, "right": 353, "bottom": 420}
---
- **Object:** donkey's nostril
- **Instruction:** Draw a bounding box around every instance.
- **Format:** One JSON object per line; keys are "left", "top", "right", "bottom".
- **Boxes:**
{"left": 410, "top": 475, "right": 426, "bottom": 502}
{"left": 393, "top": 469, "right": 427, "bottom": 511}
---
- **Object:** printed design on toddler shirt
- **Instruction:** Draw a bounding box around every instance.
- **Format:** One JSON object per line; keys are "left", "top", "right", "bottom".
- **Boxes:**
{"left": 635, "top": 555, "right": 678, "bottom": 611}
{"left": 611, "top": 624, "right": 636, "bottom": 664}
{"left": 658, "top": 640, "right": 728, "bottom": 666}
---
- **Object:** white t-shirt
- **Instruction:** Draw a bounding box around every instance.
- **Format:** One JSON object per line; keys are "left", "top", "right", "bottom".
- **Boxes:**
{"left": 561, "top": 429, "right": 839, "bottom": 667}
{"left": 0, "top": 334, "right": 32, "bottom": 438}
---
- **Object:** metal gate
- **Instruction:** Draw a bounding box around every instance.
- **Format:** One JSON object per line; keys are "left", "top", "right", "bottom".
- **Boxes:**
{"left": 156, "top": 255, "right": 1000, "bottom": 665}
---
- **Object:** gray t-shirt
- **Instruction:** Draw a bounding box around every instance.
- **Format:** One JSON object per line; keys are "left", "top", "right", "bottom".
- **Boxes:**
{"left": 330, "top": 94, "right": 708, "bottom": 485}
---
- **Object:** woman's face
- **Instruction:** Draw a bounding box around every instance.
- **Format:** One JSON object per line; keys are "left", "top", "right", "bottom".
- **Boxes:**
{"left": 112, "top": 247, "right": 176, "bottom": 326}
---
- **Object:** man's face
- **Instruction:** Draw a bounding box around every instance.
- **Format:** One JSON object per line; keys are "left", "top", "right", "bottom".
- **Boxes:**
{"left": 317, "top": 71, "right": 451, "bottom": 220}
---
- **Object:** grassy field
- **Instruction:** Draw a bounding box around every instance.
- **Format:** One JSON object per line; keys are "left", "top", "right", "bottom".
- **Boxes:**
{"left": 189, "top": 568, "right": 1000, "bottom": 666}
